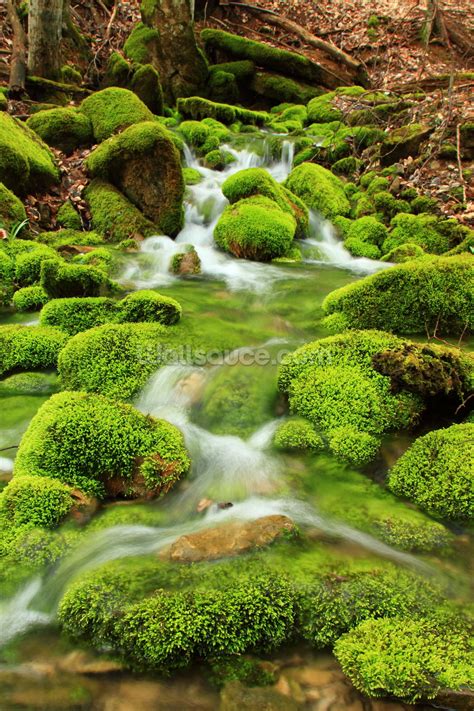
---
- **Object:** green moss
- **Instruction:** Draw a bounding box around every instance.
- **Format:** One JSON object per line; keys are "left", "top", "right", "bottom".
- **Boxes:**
{"left": 0, "top": 182, "right": 27, "bottom": 228}
{"left": 278, "top": 331, "right": 423, "bottom": 459}
{"left": 177, "top": 97, "right": 268, "bottom": 127}
{"left": 285, "top": 163, "right": 350, "bottom": 219}
{"left": 332, "top": 157, "right": 361, "bottom": 177}
{"left": 85, "top": 121, "right": 184, "bottom": 237}
{"left": 273, "top": 418, "right": 324, "bottom": 452}
{"left": 334, "top": 616, "right": 474, "bottom": 702}
{"left": 0, "top": 112, "right": 59, "bottom": 194}
{"left": 203, "top": 149, "right": 234, "bottom": 170}
{"left": 380, "top": 123, "right": 431, "bottom": 165}
{"left": 0, "top": 324, "right": 69, "bottom": 377}
{"left": 323, "top": 255, "right": 474, "bottom": 335}
{"left": 12, "top": 285, "right": 49, "bottom": 312}
{"left": 179, "top": 120, "right": 213, "bottom": 148}
{"left": 381, "top": 242, "right": 427, "bottom": 263}
{"left": 14, "top": 244, "right": 58, "bottom": 286}
{"left": 372, "top": 191, "right": 411, "bottom": 221}
{"left": 0, "top": 371, "right": 58, "bottom": 395}
{"left": 85, "top": 179, "right": 158, "bottom": 242}
{"left": 346, "top": 216, "right": 388, "bottom": 246}
{"left": 71, "top": 247, "right": 113, "bottom": 273}
{"left": 56, "top": 200, "right": 82, "bottom": 230}
{"left": 103, "top": 51, "right": 130, "bottom": 89}
{"left": 36, "top": 229, "right": 103, "bottom": 247}
{"left": 208, "top": 69, "right": 239, "bottom": 104}
{"left": 388, "top": 424, "right": 473, "bottom": 521}
{"left": 130, "top": 63, "right": 164, "bottom": 115}
{"left": 0, "top": 476, "right": 73, "bottom": 528}
{"left": 383, "top": 213, "right": 450, "bottom": 255}
{"left": 124, "top": 22, "right": 160, "bottom": 64}
{"left": 307, "top": 92, "right": 343, "bottom": 123}
{"left": 251, "top": 71, "right": 322, "bottom": 105}
{"left": 209, "top": 60, "right": 255, "bottom": 81}
{"left": 14, "top": 391, "right": 190, "bottom": 499}
{"left": 26, "top": 108, "right": 93, "bottom": 154}
{"left": 117, "top": 290, "right": 181, "bottom": 325}
{"left": 410, "top": 195, "right": 438, "bottom": 214}
{"left": 222, "top": 167, "right": 309, "bottom": 239}
{"left": 214, "top": 196, "right": 296, "bottom": 261}
{"left": 40, "top": 258, "right": 113, "bottom": 298}
{"left": 207, "top": 656, "right": 277, "bottom": 690}
{"left": 352, "top": 195, "right": 375, "bottom": 218}
{"left": 80, "top": 87, "right": 154, "bottom": 142}
{"left": 344, "top": 237, "right": 381, "bottom": 260}
{"left": 202, "top": 29, "right": 339, "bottom": 87}
{"left": 183, "top": 167, "right": 203, "bottom": 185}
{"left": 40, "top": 297, "right": 117, "bottom": 335}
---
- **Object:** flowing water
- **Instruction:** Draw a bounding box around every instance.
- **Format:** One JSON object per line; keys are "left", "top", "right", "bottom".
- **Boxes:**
{"left": 0, "top": 137, "right": 470, "bottom": 710}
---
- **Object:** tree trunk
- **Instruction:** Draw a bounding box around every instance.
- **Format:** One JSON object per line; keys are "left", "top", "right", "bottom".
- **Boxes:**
{"left": 6, "top": 0, "right": 27, "bottom": 96}
{"left": 141, "top": 0, "right": 208, "bottom": 103}
{"left": 28, "top": 0, "right": 64, "bottom": 79}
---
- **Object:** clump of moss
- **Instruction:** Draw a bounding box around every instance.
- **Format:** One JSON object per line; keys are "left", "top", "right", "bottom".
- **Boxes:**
{"left": 80, "top": 87, "right": 154, "bottom": 142}
{"left": 380, "top": 242, "right": 427, "bottom": 263}
{"left": 130, "top": 63, "right": 164, "bottom": 115}
{"left": 40, "top": 258, "right": 113, "bottom": 298}
{"left": 388, "top": 424, "right": 473, "bottom": 521}
{"left": 207, "top": 69, "right": 239, "bottom": 104}
{"left": 334, "top": 615, "right": 474, "bottom": 702}
{"left": 344, "top": 238, "right": 381, "bottom": 260}
{"left": 0, "top": 476, "right": 73, "bottom": 528}
{"left": 86, "top": 122, "right": 184, "bottom": 237}
{"left": 214, "top": 195, "right": 296, "bottom": 261}
{"left": 12, "top": 285, "right": 49, "bottom": 312}
{"left": 322, "top": 255, "right": 474, "bottom": 335}
{"left": 117, "top": 290, "right": 182, "bottom": 325}
{"left": 15, "top": 391, "right": 190, "bottom": 499}
{"left": 177, "top": 96, "right": 268, "bottom": 126}
{"left": 278, "top": 331, "right": 425, "bottom": 463}
{"left": 124, "top": 22, "right": 160, "bottom": 64}
{"left": 0, "top": 182, "right": 27, "bottom": 228}
{"left": 56, "top": 200, "right": 82, "bottom": 230}
{"left": 40, "top": 297, "right": 117, "bottom": 334}
{"left": 0, "top": 112, "right": 59, "bottom": 194}
{"left": 285, "top": 162, "right": 350, "bottom": 219}
{"left": 222, "top": 167, "right": 309, "bottom": 239}
{"left": 332, "top": 156, "right": 361, "bottom": 177}
{"left": 380, "top": 123, "right": 431, "bottom": 165}
{"left": 251, "top": 71, "right": 321, "bottom": 105}
{"left": 344, "top": 216, "right": 387, "bottom": 257}
{"left": 26, "top": 108, "right": 93, "bottom": 154}
{"left": 183, "top": 167, "right": 203, "bottom": 185}
{"left": 0, "top": 324, "right": 68, "bottom": 377}
{"left": 274, "top": 418, "right": 324, "bottom": 452}
{"left": 85, "top": 179, "right": 158, "bottom": 242}
{"left": 14, "top": 244, "right": 58, "bottom": 287}
{"left": 383, "top": 213, "right": 450, "bottom": 255}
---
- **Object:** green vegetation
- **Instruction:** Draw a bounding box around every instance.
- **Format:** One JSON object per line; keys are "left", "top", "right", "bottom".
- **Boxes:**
{"left": 285, "top": 163, "right": 350, "bottom": 219}
{"left": 124, "top": 22, "right": 160, "bottom": 64}
{"left": 177, "top": 96, "right": 268, "bottom": 126}
{"left": 0, "top": 476, "right": 74, "bottom": 528}
{"left": 0, "top": 111, "right": 59, "bottom": 194}
{"left": 251, "top": 71, "right": 321, "bottom": 105}
{"left": 0, "top": 324, "right": 69, "bottom": 377}
{"left": 26, "top": 108, "right": 93, "bottom": 154}
{"left": 388, "top": 424, "right": 474, "bottom": 521}
{"left": 322, "top": 255, "right": 474, "bottom": 335}
{"left": 14, "top": 244, "right": 58, "bottom": 286}
{"left": 0, "top": 182, "right": 27, "bottom": 228}
{"left": 12, "top": 285, "right": 49, "bottom": 311}
{"left": 14, "top": 391, "right": 190, "bottom": 499}
{"left": 80, "top": 87, "right": 154, "bottom": 142}
{"left": 214, "top": 196, "right": 296, "bottom": 261}
{"left": 335, "top": 615, "right": 474, "bottom": 702}
{"left": 273, "top": 418, "right": 324, "bottom": 452}
{"left": 85, "top": 179, "right": 158, "bottom": 242}
{"left": 56, "top": 201, "right": 82, "bottom": 229}
{"left": 40, "top": 258, "right": 113, "bottom": 298}
{"left": 117, "top": 290, "right": 181, "bottom": 325}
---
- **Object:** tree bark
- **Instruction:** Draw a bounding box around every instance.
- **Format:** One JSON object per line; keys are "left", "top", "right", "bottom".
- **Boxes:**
{"left": 6, "top": 0, "right": 27, "bottom": 96}
{"left": 28, "top": 0, "right": 64, "bottom": 79}
{"left": 227, "top": 2, "right": 368, "bottom": 86}
{"left": 141, "top": 0, "right": 208, "bottom": 103}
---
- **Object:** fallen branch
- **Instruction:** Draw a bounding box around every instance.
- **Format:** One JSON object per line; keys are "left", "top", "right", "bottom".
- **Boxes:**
{"left": 26, "top": 75, "right": 92, "bottom": 96}
{"left": 227, "top": 1, "right": 369, "bottom": 86}
{"left": 105, "top": 0, "right": 120, "bottom": 40}
{"left": 6, "top": 0, "right": 27, "bottom": 97}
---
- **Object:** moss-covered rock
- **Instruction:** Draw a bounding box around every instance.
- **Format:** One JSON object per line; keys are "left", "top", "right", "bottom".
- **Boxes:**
{"left": 214, "top": 196, "right": 296, "bottom": 261}
{"left": 124, "top": 22, "right": 160, "bottom": 64}
{"left": 26, "top": 108, "right": 93, "bottom": 154}
{"left": 0, "top": 476, "right": 74, "bottom": 528}
{"left": 274, "top": 418, "right": 324, "bottom": 452}
{"left": 117, "top": 290, "right": 182, "bottom": 325}
{"left": 0, "top": 112, "right": 59, "bottom": 194}
{"left": 177, "top": 96, "right": 268, "bottom": 126}
{"left": 79, "top": 87, "right": 154, "bottom": 142}
{"left": 12, "top": 285, "right": 49, "bottom": 312}
{"left": 285, "top": 162, "right": 350, "bottom": 219}
{"left": 0, "top": 324, "right": 68, "bottom": 377}
{"left": 251, "top": 71, "right": 322, "bottom": 105}
{"left": 222, "top": 167, "right": 309, "bottom": 239}
{"left": 380, "top": 123, "right": 432, "bottom": 165}
{"left": 382, "top": 213, "right": 451, "bottom": 255}
{"left": 208, "top": 69, "right": 239, "bottom": 104}
{"left": 14, "top": 391, "right": 190, "bottom": 499}
{"left": 0, "top": 182, "right": 27, "bottom": 229}
{"left": 56, "top": 200, "right": 82, "bottom": 230}
{"left": 183, "top": 167, "right": 203, "bottom": 185}
{"left": 278, "top": 331, "right": 425, "bottom": 463}
{"left": 129, "top": 63, "right": 164, "bottom": 115}
{"left": 209, "top": 60, "right": 255, "bottom": 82}
{"left": 334, "top": 615, "right": 474, "bottom": 703}
{"left": 86, "top": 121, "right": 184, "bottom": 236}
{"left": 103, "top": 51, "right": 131, "bottom": 89}
{"left": 202, "top": 29, "right": 341, "bottom": 89}
{"left": 388, "top": 424, "right": 473, "bottom": 521}
{"left": 85, "top": 179, "right": 158, "bottom": 242}
{"left": 40, "top": 296, "right": 117, "bottom": 334}
{"left": 323, "top": 255, "right": 474, "bottom": 335}
{"left": 380, "top": 242, "right": 427, "bottom": 263}
{"left": 345, "top": 216, "right": 388, "bottom": 248}
{"left": 14, "top": 244, "right": 58, "bottom": 287}
{"left": 40, "top": 258, "right": 113, "bottom": 298}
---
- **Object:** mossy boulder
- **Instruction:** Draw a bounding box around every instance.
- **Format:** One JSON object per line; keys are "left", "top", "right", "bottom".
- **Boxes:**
{"left": 12, "top": 285, "right": 49, "bottom": 312}
{"left": 14, "top": 244, "right": 58, "bottom": 287}
{"left": 86, "top": 122, "right": 184, "bottom": 236}
{"left": 209, "top": 60, "right": 255, "bottom": 82}
{"left": 56, "top": 200, "right": 82, "bottom": 229}
{"left": 14, "top": 391, "right": 190, "bottom": 499}
{"left": 79, "top": 87, "right": 154, "bottom": 142}
{"left": 251, "top": 71, "right": 322, "bottom": 105}
{"left": 221, "top": 167, "right": 309, "bottom": 238}
{"left": 0, "top": 182, "right": 27, "bottom": 229}
{"left": 388, "top": 424, "right": 473, "bottom": 521}
{"left": 334, "top": 615, "right": 474, "bottom": 703}
{"left": 124, "top": 22, "right": 160, "bottom": 64}
{"left": 285, "top": 162, "right": 350, "bottom": 219}
{"left": 207, "top": 69, "right": 239, "bottom": 104}
{"left": 117, "top": 290, "right": 181, "bottom": 325}
{"left": 0, "top": 112, "right": 59, "bottom": 194}
{"left": 278, "top": 330, "right": 425, "bottom": 465}
{"left": 381, "top": 242, "right": 427, "bottom": 263}
{"left": 322, "top": 255, "right": 474, "bottom": 336}
{"left": 214, "top": 195, "right": 296, "bottom": 261}
{"left": 85, "top": 179, "right": 158, "bottom": 242}
{"left": 40, "top": 258, "right": 113, "bottom": 298}
{"left": 380, "top": 123, "right": 432, "bottom": 165}
{"left": 382, "top": 213, "right": 451, "bottom": 255}
{"left": 40, "top": 296, "right": 117, "bottom": 335}
{"left": 26, "top": 108, "right": 93, "bottom": 154}
{"left": 0, "top": 324, "right": 68, "bottom": 377}
{"left": 273, "top": 418, "right": 324, "bottom": 452}
{"left": 0, "top": 476, "right": 74, "bottom": 528}
{"left": 177, "top": 96, "right": 268, "bottom": 126}
{"left": 129, "top": 63, "right": 164, "bottom": 115}
{"left": 459, "top": 122, "right": 474, "bottom": 160}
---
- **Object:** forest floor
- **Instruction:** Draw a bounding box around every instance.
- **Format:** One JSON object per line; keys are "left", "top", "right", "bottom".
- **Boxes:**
{"left": 0, "top": 0, "right": 473, "bottom": 225}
